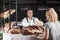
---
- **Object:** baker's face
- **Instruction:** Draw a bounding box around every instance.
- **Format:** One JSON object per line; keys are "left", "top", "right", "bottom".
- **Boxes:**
{"left": 27, "top": 10, "right": 33, "bottom": 18}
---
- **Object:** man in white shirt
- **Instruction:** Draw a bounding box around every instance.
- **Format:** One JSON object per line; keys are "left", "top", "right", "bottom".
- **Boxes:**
{"left": 7, "top": 8, "right": 44, "bottom": 34}
{"left": 22, "top": 8, "right": 43, "bottom": 27}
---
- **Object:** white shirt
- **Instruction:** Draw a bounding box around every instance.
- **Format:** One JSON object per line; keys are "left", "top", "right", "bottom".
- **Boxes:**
{"left": 22, "top": 17, "right": 43, "bottom": 27}
{"left": 44, "top": 21, "right": 60, "bottom": 40}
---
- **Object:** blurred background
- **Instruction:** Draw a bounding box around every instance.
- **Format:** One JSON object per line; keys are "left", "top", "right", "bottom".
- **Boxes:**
{"left": 0, "top": 0, "right": 60, "bottom": 23}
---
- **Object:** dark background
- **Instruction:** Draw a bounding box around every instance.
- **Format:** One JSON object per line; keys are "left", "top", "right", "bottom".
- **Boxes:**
{"left": 0, "top": 0, "right": 60, "bottom": 23}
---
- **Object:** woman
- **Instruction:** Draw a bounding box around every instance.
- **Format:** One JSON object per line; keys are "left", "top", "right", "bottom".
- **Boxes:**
{"left": 0, "top": 9, "right": 15, "bottom": 32}
{"left": 44, "top": 8, "right": 60, "bottom": 40}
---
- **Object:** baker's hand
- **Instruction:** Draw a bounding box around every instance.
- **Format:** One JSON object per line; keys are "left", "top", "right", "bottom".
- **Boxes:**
{"left": 35, "top": 20, "right": 43, "bottom": 26}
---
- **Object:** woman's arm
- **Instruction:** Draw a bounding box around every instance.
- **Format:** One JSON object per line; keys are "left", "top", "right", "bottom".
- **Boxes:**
{"left": 44, "top": 23, "right": 50, "bottom": 40}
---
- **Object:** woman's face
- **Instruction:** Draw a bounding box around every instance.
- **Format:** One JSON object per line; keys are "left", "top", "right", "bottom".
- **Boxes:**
{"left": 46, "top": 12, "right": 50, "bottom": 21}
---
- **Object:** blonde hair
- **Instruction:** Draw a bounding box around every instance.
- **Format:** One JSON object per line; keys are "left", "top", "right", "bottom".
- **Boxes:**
{"left": 46, "top": 8, "right": 58, "bottom": 22}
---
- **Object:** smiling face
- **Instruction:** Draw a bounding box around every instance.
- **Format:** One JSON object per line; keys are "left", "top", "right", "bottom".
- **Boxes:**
{"left": 27, "top": 10, "right": 33, "bottom": 18}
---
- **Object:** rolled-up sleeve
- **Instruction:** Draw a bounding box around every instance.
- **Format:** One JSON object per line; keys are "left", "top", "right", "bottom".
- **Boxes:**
{"left": 22, "top": 18, "right": 29, "bottom": 27}
{"left": 44, "top": 24, "right": 49, "bottom": 31}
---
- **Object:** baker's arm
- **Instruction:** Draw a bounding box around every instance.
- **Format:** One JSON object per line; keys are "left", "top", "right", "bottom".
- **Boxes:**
{"left": 21, "top": 18, "right": 29, "bottom": 27}
{"left": 34, "top": 18, "right": 44, "bottom": 26}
